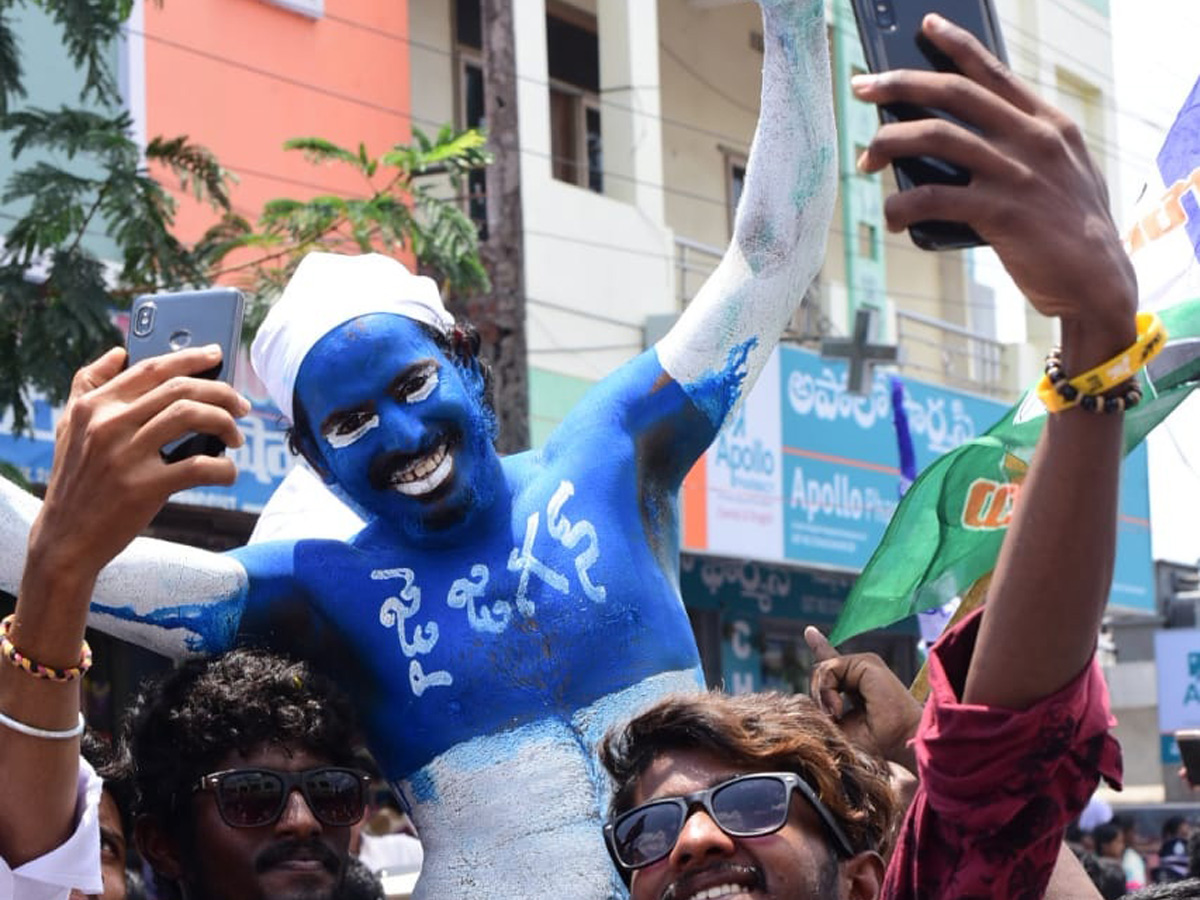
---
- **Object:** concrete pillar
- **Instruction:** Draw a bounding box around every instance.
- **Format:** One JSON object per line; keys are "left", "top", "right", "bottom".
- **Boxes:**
{"left": 597, "top": 0, "right": 665, "bottom": 223}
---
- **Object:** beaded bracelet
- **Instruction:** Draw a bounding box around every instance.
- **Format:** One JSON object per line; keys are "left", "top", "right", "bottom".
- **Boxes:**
{"left": 1035, "top": 312, "right": 1167, "bottom": 413}
{"left": 1043, "top": 348, "right": 1144, "bottom": 414}
{"left": 0, "top": 615, "right": 93, "bottom": 682}
{"left": 0, "top": 709, "right": 85, "bottom": 740}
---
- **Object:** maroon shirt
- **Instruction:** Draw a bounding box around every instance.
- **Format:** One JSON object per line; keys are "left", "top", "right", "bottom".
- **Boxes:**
{"left": 883, "top": 609, "right": 1123, "bottom": 900}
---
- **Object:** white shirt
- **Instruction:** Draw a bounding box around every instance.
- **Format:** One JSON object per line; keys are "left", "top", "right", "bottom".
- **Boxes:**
{"left": 358, "top": 831, "right": 424, "bottom": 875}
{"left": 0, "top": 760, "right": 103, "bottom": 900}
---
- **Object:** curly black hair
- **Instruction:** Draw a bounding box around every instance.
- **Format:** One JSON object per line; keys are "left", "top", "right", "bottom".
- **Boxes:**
{"left": 116, "top": 648, "right": 360, "bottom": 839}
{"left": 82, "top": 728, "right": 134, "bottom": 841}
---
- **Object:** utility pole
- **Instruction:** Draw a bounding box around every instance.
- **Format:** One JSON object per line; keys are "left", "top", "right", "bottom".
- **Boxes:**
{"left": 469, "top": 0, "right": 530, "bottom": 453}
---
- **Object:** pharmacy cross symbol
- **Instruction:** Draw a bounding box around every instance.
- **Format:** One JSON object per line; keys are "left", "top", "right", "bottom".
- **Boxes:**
{"left": 820, "top": 307, "right": 899, "bottom": 395}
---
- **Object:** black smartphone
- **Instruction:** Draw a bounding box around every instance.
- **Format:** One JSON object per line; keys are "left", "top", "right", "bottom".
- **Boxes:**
{"left": 126, "top": 287, "right": 245, "bottom": 463}
{"left": 849, "top": 0, "right": 1008, "bottom": 250}
{"left": 1179, "top": 730, "right": 1200, "bottom": 786}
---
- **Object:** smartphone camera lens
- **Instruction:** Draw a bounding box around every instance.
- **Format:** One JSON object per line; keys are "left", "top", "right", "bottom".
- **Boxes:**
{"left": 133, "top": 302, "right": 156, "bottom": 337}
{"left": 873, "top": 0, "right": 896, "bottom": 28}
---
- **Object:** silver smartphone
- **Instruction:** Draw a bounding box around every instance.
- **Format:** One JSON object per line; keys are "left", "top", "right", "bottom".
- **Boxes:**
{"left": 126, "top": 288, "right": 245, "bottom": 463}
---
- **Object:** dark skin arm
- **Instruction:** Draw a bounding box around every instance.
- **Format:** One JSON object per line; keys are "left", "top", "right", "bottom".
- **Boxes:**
{"left": 806, "top": 631, "right": 1100, "bottom": 897}
{"left": 854, "top": 14, "right": 1136, "bottom": 710}
{"left": 0, "top": 346, "right": 247, "bottom": 866}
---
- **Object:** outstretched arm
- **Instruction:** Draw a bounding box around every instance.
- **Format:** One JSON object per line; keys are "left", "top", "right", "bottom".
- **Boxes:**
{"left": 0, "top": 346, "right": 246, "bottom": 870}
{"left": 855, "top": 14, "right": 1135, "bottom": 709}
{"left": 655, "top": 0, "right": 836, "bottom": 429}
{"left": 0, "top": 462, "right": 250, "bottom": 661}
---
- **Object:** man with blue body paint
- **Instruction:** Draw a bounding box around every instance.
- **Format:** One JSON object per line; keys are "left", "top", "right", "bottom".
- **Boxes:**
{"left": 0, "top": 1, "right": 836, "bottom": 897}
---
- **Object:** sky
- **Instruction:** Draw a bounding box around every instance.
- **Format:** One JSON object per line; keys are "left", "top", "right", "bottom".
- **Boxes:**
{"left": 1109, "top": 0, "right": 1200, "bottom": 566}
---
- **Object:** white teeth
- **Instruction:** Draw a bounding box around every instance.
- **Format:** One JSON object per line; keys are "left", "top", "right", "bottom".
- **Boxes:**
{"left": 686, "top": 885, "right": 747, "bottom": 900}
{"left": 390, "top": 443, "right": 453, "bottom": 496}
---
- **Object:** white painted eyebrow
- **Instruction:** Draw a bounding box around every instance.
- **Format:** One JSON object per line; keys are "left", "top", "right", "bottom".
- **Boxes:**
{"left": 324, "top": 412, "right": 380, "bottom": 449}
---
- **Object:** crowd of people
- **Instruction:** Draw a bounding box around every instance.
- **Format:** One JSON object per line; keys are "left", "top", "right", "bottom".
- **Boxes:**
{"left": 1066, "top": 810, "right": 1200, "bottom": 897}
{"left": 0, "top": 3, "right": 1193, "bottom": 899}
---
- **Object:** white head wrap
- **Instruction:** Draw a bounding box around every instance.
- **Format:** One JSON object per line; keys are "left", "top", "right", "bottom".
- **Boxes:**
{"left": 251, "top": 252, "right": 454, "bottom": 421}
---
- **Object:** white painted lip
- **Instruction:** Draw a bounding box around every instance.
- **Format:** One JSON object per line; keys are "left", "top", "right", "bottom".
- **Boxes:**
{"left": 389, "top": 442, "right": 453, "bottom": 497}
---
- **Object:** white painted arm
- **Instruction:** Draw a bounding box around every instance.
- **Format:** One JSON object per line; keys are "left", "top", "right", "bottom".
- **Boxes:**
{"left": 656, "top": 0, "right": 836, "bottom": 425}
{"left": 0, "top": 474, "right": 248, "bottom": 659}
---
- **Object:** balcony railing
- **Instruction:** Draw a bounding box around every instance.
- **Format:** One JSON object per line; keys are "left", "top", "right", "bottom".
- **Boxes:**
{"left": 673, "top": 237, "right": 1011, "bottom": 399}
{"left": 675, "top": 235, "right": 723, "bottom": 307}
{"left": 896, "top": 309, "right": 1009, "bottom": 399}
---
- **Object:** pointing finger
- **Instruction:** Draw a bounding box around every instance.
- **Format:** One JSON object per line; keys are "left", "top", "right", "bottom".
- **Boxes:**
{"left": 804, "top": 626, "right": 839, "bottom": 663}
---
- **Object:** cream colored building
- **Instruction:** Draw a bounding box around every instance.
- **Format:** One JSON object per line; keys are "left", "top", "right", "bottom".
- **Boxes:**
{"left": 412, "top": 0, "right": 1117, "bottom": 422}
{"left": 411, "top": 0, "right": 1164, "bottom": 794}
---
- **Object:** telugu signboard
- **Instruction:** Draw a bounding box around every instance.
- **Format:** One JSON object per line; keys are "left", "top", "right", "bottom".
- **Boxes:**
{"left": 0, "top": 347, "right": 295, "bottom": 514}
{"left": 683, "top": 344, "right": 1156, "bottom": 612}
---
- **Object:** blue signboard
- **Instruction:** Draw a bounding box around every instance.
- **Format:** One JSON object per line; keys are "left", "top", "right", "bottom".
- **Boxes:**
{"left": 0, "top": 396, "right": 295, "bottom": 515}
{"left": 688, "top": 344, "right": 1157, "bottom": 614}
{"left": 779, "top": 348, "right": 1005, "bottom": 571}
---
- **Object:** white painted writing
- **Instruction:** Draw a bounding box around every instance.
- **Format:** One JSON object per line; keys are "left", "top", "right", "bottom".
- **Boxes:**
{"left": 377, "top": 568, "right": 453, "bottom": 697}
{"left": 446, "top": 565, "right": 511, "bottom": 634}
{"left": 546, "top": 482, "right": 606, "bottom": 604}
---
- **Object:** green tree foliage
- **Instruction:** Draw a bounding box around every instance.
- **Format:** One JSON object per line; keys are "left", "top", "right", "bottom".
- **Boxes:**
{"left": 0, "top": 0, "right": 231, "bottom": 432}
{"left": 1, "top": 1, "right": 492, "bottom": 435}
{"left": 205, "top": 126, "right": 492, "bottom": 339}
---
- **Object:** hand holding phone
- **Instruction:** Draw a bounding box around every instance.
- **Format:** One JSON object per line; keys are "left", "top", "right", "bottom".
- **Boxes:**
{"left": 849, "top": 0, "right": 1007, "bottom": 250}
{"left": 126, "top": 288, "right": 245, "bottom": 462}
{"left": 851, "top": 15, "right": 1134, "bottom": 328}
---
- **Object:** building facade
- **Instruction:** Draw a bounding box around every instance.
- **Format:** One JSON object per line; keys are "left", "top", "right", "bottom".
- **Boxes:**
{"left": 3, "top": 1, "right": 1163, "bottom": 784}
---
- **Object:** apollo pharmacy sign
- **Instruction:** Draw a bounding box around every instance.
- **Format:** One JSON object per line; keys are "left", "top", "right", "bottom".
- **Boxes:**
{"left": 682, "top": 344, "right": 1154, "bottom": 597}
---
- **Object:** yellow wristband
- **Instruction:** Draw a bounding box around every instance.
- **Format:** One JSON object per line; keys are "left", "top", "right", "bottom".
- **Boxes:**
{"left": 1036, "top": 312, "right": 1167, "bottom": 413}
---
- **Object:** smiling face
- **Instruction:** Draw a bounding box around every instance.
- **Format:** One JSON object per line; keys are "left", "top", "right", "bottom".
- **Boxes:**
{"left": 625, "top": 749, "right": 850, "bottom": 900}
{"left": 294, "top": 314, "right": 501, "bottom": 542}
{"left": 173, "top": 744, "right": 352, "bottom": 900}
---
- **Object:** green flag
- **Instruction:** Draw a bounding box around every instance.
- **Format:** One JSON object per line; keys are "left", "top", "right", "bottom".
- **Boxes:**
{"left": 829, "top": 297, "right": 1200, "bottom": 645}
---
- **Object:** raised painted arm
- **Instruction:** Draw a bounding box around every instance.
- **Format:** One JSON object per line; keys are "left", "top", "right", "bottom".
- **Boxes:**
{"left": 656, "top": 0, "right": 836, "bottom": 427}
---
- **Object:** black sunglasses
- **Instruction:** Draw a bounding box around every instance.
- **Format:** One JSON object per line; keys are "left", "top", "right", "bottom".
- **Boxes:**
{"left": 192, "top": 767, "right": 371, "bottom": 829}
{"left": 604, "top": 771, "right": 856, "bottom": 872}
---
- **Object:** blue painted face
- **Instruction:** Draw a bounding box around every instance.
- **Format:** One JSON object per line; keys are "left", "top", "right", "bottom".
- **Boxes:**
{"left": 294, "top": 314, "right": 501, "bottom": 542}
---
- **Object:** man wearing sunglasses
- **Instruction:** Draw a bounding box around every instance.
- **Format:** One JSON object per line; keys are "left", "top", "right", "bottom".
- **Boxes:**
{"left": 601, "top": 12, "right": 1132, "bottom": 900}
{"left": 120, "top": 649, "right": 368, "bottom": 900}
{"left": 601, "top": 692, "right": 895, "bottom": 899}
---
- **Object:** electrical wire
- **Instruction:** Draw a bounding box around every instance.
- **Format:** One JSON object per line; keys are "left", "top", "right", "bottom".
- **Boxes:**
{"left": 7, "top": 8, "right": 1183, "bottom": 323}
{"left": 122, "top": 9, "right": 1187, "bottom": 176}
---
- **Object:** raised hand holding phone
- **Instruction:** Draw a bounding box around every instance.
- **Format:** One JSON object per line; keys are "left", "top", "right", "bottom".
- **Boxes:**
{"left": 849, "top": 0, "right": 1007, "bottom": 249}
{"left": 126, "top": 288, "right": 245, "bottom": 461}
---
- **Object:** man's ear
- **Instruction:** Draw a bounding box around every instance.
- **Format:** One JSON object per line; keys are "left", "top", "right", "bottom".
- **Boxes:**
{"left": 135, "top": 815, "right": 184, "bottom": 882}
{"left": 840, "top": 850, "right": 885, "bottom": 900}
